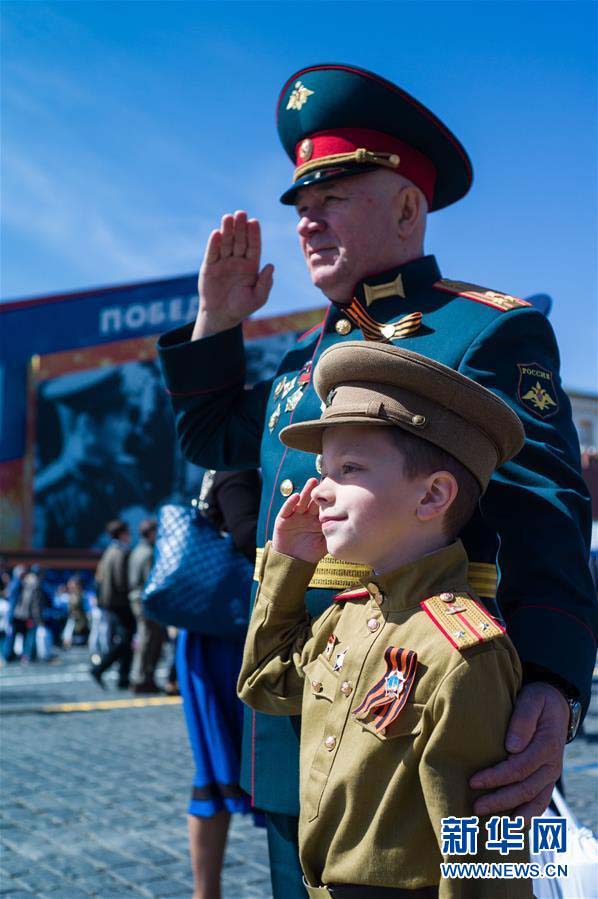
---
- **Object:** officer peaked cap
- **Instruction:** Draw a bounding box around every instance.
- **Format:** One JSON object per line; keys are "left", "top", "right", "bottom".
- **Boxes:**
{"left": 277, "top": 63, "right": 473, "bottom": 210}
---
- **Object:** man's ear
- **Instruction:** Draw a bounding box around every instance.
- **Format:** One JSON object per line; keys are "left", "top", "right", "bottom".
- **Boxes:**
{"left": 416, "top": 471, "right": 459, "bottom": 523}
{"left": 396, "top": 186, "right": 424, "bottom": 240}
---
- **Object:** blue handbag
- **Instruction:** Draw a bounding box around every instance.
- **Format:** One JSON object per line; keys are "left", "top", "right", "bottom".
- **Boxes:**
{"left": 142, "top": 503, "right": 254, "bottom": 641}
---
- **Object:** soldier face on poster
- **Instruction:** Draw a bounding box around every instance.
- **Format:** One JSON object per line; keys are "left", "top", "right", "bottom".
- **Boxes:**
{"left": 32, "top": 330, "right": 301, "bottom": 550}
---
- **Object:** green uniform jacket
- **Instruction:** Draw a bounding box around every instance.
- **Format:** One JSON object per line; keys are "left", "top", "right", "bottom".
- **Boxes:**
{"left": 239, "top": 541, "right": 533, "bottom": 898}
{"left": 158, "top": 254, "right": 596, "bottom": 815}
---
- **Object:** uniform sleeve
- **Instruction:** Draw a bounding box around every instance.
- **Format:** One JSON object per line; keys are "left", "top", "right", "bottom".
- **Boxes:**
{"left": 419, "top": 644, "right": 533, "bottom": 899}
{"left": 157, "top": 323, "right": 272, "bottom": 470}
{"left": 238, "top": 544, "right": 334, "bottom": 716}
{"left": 459, "top": 307, "right": 597, "bottom": 711}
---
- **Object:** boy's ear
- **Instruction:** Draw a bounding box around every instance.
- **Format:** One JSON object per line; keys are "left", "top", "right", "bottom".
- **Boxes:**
{"left": 416, "top": 471, "right": 459, "bottom": 523}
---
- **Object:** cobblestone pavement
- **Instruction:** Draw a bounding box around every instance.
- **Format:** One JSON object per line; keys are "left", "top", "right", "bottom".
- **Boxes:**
{"left": 0, "top": 647, "right": 270, "bottom": 899}
{"left": 1, "top": 647, "right": 597, "bottom": 899}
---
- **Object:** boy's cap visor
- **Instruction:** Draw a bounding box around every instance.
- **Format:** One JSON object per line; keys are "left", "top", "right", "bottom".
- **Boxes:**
{"left": 279, "top": 342, "right": 525, "bottom": 492}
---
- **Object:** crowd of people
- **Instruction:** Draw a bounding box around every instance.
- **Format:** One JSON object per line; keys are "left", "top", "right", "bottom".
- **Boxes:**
{"left": 0, "top": 524, "right": 178, "bottom": 695}
{"left": 1, "top": 563, "right": 94, "bottom": 664}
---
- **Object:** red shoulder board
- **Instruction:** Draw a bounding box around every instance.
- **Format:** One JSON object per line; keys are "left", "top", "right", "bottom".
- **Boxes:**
{"left": 434, "top": 279, "right": 531, "bottom": 312}
{"left": 420, "top": 591, "right": 506, "bottom": 651}
{"left": 334, "top": 586, "right": 370, "bottom": 603}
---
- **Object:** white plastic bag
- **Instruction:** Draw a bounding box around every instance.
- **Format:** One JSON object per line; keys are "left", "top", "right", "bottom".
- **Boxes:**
{"left": 532, "top": 786, "right": 598, "bottom": 898}
{"left": 35, "top": 625, "right": 53, "bottom": 661}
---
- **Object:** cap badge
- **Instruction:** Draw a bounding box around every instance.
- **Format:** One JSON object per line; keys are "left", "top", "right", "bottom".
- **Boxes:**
{"left": 286, "top": 80, "right": 314, "bottom": 111}
{"left": 299, "top": 138, "right": 313, "bottom": 161}
{"left": 325, "top": 388, "right": 337, "bottom": 407}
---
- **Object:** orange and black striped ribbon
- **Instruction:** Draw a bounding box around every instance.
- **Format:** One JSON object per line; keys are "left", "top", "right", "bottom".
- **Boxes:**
{"left": 353, "top": 646, "right": 418, "bottom": 732}
{"left": 345, "top": 300, "right": 422, "bottom": 343}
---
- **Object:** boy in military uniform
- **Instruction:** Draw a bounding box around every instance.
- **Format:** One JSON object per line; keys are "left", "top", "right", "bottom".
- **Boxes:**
{"left": 238, "top": 341, "right": 533, "bottom": 898}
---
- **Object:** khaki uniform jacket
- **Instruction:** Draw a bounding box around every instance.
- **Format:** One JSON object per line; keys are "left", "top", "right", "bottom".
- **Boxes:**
{"left": 239, "top": 541, "right": 533, "bottom": 898}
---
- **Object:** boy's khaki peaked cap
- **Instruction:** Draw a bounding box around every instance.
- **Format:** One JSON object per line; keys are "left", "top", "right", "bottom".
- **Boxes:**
{"left": 280, "top": 342, "right": 525, "bottom": 491}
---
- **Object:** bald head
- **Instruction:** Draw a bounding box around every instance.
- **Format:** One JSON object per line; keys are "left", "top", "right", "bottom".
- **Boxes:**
{"left": 294, "top": 168, "right": 428, "bottom": 302}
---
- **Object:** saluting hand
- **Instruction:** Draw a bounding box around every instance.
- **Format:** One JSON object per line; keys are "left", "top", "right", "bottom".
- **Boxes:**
{"left": 193, "top": 210, "right": 274, "bottom": 340}
{"left": 273, "top": 478, "right": 327, "bottom": 565}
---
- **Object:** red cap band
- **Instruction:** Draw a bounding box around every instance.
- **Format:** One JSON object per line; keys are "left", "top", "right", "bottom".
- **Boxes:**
{"left": 294, "top": 127, "right": 437, "bottom": 206}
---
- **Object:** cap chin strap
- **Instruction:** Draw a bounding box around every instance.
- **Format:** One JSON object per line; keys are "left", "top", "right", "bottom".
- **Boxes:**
{"left": 293, "top": 148, "right": 400, "bottom": 182}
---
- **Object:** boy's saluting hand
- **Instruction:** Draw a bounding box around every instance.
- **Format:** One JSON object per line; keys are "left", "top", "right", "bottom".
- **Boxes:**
{"left": 272, "top": 478, "right": 327, "bottom": 564}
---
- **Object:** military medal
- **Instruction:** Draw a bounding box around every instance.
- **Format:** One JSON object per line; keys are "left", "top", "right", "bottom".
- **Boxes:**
{"left": 282, "top": 376, "right": 297, "bottom": 398}
{"left": 274, "top": 378, "right": 285, "bottom": 399}
{"left": 268, "top": 403, "right": 281, "bottom": 433}
{"left": 384, "top": 668, "right": 405, "bottom": 699}
{"left": 333, "top": 647, "right": 349, "bottom": 672}
{"left": 353, "top": 647, "right": 418, "bottom": 732}
{"left": 298, "top": 360, "right": 312, "bottom": 385}
{"left": 285, "top": 386, "right": 304, "bottom": 413}
{"left": 345, "top": 300, "right": 423, "bottom": 343}
{"left": 325, "top": 633, "right": 337, "bottom": 657}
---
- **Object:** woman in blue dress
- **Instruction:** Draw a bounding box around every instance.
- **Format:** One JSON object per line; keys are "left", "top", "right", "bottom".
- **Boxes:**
{"left": 176, "top": 468, "right": 262, "bottom": 899}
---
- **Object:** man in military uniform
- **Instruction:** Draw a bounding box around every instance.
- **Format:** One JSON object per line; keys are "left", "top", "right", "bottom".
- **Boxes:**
{"left": 158, "top": 64, "right": 596, "bottom": 897}
{"left": 34, "top": 369, "right": 144, "bottom": 549}
{"left": 239, "top": 341, "right": 532, "bottom": 898}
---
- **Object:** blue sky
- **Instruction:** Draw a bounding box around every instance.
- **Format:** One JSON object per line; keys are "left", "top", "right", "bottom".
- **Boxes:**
{"left": 1, "top": 1, "right": 596, "bottom": 391}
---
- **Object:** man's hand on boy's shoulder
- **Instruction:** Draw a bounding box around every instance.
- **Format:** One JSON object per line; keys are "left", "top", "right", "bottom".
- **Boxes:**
{"left": 272, "top": 478, "right": 327, "bottom": 565}
{"left": 470, "top": 682, "right": 569, "bottom": 822}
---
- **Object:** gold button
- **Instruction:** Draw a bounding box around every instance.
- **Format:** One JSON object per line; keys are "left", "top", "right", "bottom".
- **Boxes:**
{"left": 367, "top": 618, "right": 380, "bottom": 633}
{"left": 324, "top": 735, "right": 337, "bottom": 751}
{"left": 280, "top": 479, "right": 294, "bottom": 497}
{"left": 311, "top": 680, "right": 323, "bottom": 693}
{"left": 411, "top": 414, "right": 426, "bottom": 426}
{"left": 340, "top": 681, "right": 353, "bottom": 697}
{"left": 335, "top": 319, "right": 352, "bottom": 336}
{"left": 440, "top": 592, "right": 455, "bottom": 603}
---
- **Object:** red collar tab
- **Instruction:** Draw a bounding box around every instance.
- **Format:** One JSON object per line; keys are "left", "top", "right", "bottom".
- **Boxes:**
{"left": 294, "top": 127, "right": 436, "bottom": 207}
{"left": 334, "top": 586, "right": 370, "bottom": 603}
